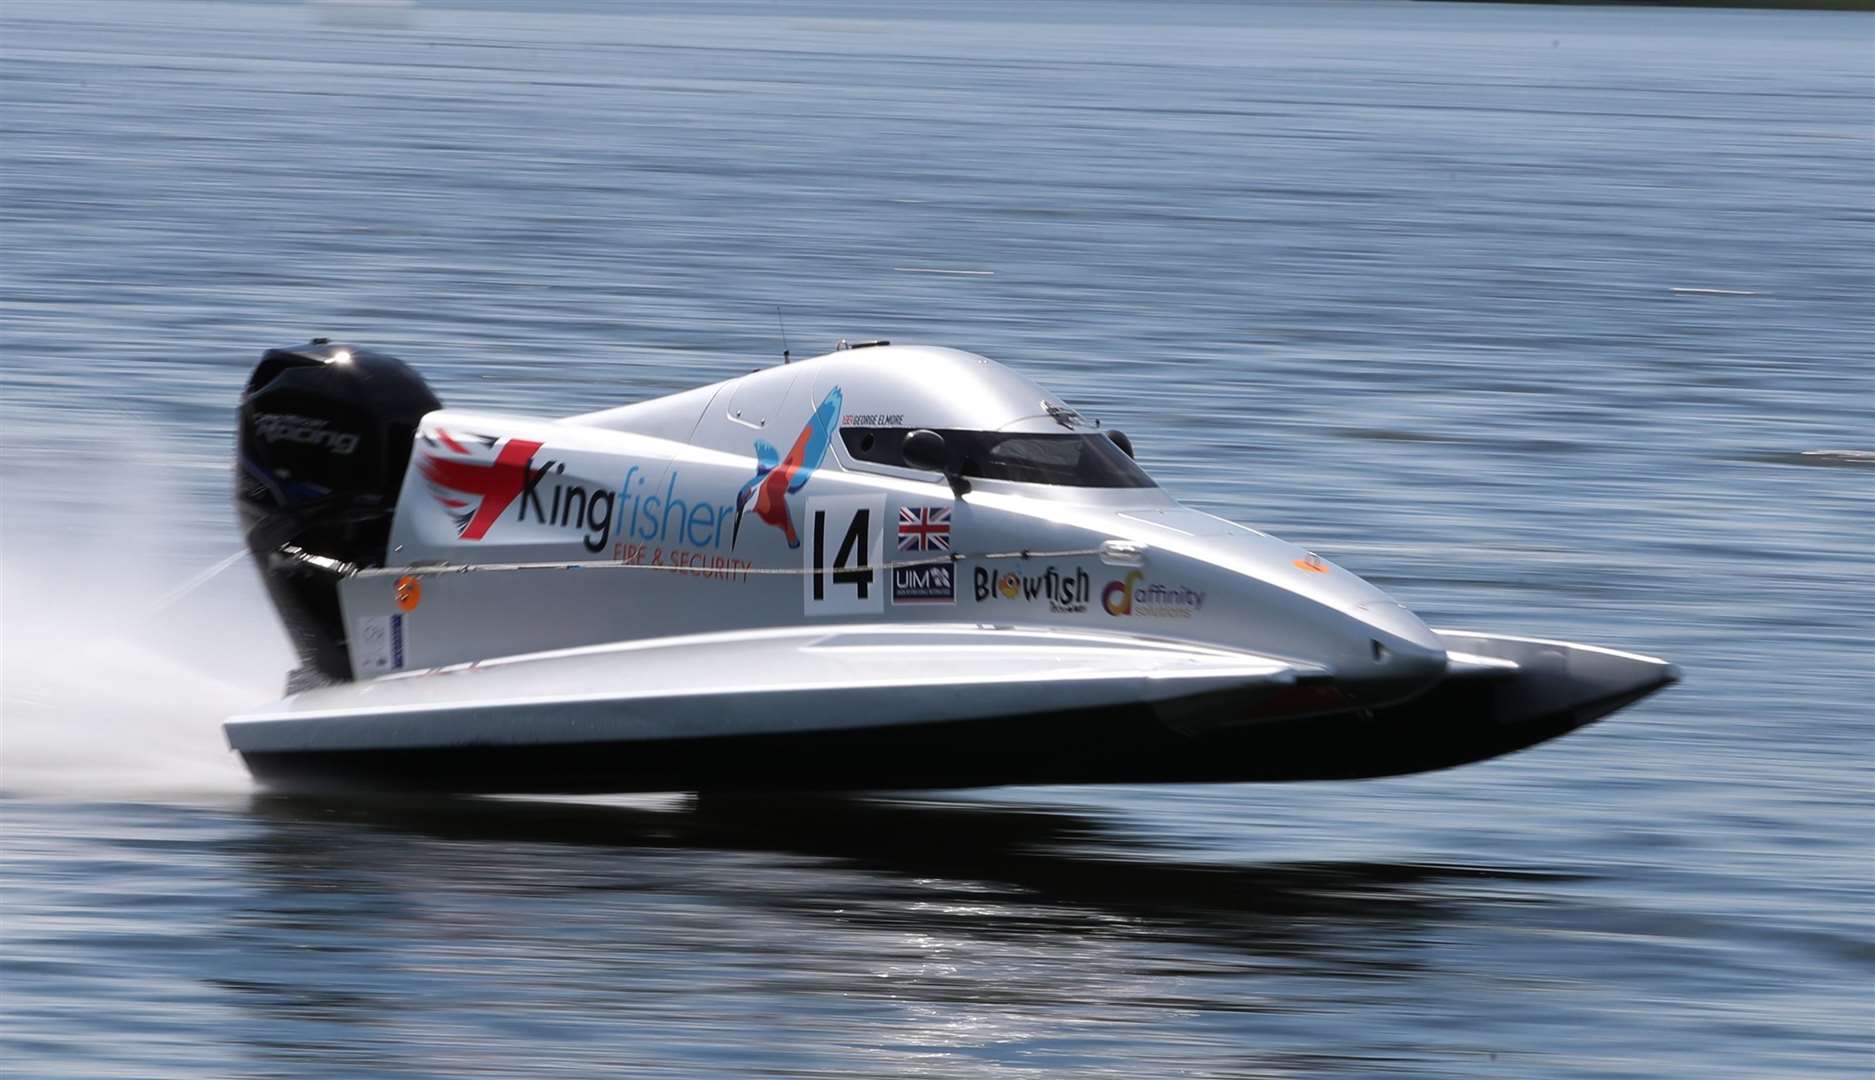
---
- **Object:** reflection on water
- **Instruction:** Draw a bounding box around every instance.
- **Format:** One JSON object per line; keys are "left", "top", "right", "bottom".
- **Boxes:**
{"left": 7, "top": 791, "right": 1866, "bottom": 1077}
{"left": 247, "top": 792, "right": 1564, "bottom": 948}
{"left": 216, "top": 793, "right": 1568, "bottom": 1075}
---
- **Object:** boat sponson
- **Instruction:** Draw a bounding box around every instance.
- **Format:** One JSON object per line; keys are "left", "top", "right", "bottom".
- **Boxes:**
{"left": 237, "top": 631, "right": 1676, "bottom": 793}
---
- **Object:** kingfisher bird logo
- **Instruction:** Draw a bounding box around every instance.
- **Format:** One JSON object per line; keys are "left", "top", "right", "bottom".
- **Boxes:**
{"left": 417, "top": 428, "right": 544, "bottom": 541}
{"left": 732, "top": 387, "right": 841, "bottom": 549}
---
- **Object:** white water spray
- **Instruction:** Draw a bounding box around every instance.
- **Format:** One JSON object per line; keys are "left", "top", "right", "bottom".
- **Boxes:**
{"left": 0, "top": 446, "right": 289, "bottom": 796}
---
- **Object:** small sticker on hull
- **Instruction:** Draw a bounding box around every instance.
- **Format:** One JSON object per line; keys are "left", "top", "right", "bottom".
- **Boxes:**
{"left": 973, "top": 565, "right": 1091, "bottom": 614}
{"left": 897, "top": 506, "right": 951, "bottom": 553}
{"left": 355, "top": 614, "right": 406, "bottom": 675}
{"left": 892, "top": 563, "right": 955, "bottom": 605}
{"left": 1102, "top": 572, "right": 1205, "bottom": 618}
{"left": 394, "top": 575, "right": 422, "bottom": 612}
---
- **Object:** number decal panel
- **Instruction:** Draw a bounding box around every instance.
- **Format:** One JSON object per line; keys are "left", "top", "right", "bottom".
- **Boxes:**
{"left": 803, "top": 494, "right": 885, "bottom": 615}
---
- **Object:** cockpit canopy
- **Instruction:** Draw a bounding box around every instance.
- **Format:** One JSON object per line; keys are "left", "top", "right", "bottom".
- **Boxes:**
{"left": 840, "top": 427, "right": 1153, "bottom": 488}
{"left": 572, "top": 344, "right": 1157, "bottom": 489}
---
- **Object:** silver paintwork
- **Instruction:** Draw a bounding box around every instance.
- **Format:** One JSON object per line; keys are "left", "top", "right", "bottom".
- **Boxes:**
{"left": 226, "top": 344, "right": 1676, "bottom": 760}
{"left": 226, "top": 624, "right": 1299, "bottom": 753}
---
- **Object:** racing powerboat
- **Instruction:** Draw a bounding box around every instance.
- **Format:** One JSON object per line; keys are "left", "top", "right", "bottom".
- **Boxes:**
{"left": 226, "top": 338, "right": 1677, "bottom": 793}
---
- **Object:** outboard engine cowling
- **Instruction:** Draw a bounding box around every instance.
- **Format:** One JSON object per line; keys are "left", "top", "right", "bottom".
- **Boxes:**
{"left": 236, "top": 340, "right": 440, "bottom": 686}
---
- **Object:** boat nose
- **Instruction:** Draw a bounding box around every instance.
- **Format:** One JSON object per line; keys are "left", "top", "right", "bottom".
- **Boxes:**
{"left": 1341, "top": 599, "right": 1448, "bottom": 708}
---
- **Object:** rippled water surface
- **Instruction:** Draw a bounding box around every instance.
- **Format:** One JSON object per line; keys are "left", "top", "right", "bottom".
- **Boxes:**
{"left": 2, "top": 1, "right": 1871, "bottom": 1077}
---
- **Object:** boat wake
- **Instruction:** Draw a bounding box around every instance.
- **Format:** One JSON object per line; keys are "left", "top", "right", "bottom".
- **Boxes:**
{"left": 1, "top": 486, "right": 287, "bottom": 797}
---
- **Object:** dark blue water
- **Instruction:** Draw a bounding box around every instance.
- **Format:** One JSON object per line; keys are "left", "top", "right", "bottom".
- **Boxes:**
{"left": 3, "top": 2, "right": 1871, "bottom": 1076}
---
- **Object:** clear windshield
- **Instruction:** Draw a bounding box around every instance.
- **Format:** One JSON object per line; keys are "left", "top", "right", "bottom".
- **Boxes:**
{"left": 840, "top": 428, "right": 1155, "bottom": 488}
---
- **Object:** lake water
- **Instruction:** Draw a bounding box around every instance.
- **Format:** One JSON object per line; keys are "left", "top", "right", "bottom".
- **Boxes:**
{"left": 2, "top": 1, "right": 1871, "bottom": 1076}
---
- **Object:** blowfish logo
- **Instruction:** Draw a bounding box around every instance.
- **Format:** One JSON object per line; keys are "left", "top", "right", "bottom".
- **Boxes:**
{"left": 416, "top": 428, "right": 544, "bottom": 541}
{"left": 732, "top": 387, "right": 841, "bottom": 549}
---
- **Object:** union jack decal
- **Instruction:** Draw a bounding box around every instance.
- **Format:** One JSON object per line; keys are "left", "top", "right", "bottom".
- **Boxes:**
{"left": 897, "top": 505, "right": 951, "bottom": 553}
{"left": 417, "top": 427, "right": 542, "bottom": 540}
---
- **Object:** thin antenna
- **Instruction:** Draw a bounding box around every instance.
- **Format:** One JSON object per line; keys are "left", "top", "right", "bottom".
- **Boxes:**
{"left": 776, "top": 306, "right": 791, "bottom": 364}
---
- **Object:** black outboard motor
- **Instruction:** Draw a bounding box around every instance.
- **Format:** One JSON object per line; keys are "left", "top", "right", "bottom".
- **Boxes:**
{"left": 236, "top": 340, "right": 440, "bottom": 687}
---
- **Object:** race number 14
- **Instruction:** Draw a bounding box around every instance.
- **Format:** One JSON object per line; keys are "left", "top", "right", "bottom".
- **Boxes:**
{"left": 804, "top": 494, "right": 884, "bottom": 615}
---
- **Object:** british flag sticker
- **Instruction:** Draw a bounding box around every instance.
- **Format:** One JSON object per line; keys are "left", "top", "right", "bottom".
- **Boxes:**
{"left": 893, "top": 505, "right": 954, "bottom": 604}
{"left": 897, "top": 506, "right": 951, "bottom": 552}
